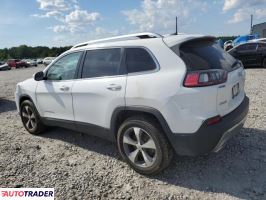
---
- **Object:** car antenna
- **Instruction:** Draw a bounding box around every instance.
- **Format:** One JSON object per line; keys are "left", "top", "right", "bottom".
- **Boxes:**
{"left": 175, "top": 16, "right": 178, "bottom": 35}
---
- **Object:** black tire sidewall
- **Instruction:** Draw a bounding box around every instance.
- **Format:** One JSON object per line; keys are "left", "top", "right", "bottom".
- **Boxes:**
{"left": 20, "top": 100, "right": 44, "bottom": 135}
{"left": 117, "top": 119, "right": 165, "bottom": 175}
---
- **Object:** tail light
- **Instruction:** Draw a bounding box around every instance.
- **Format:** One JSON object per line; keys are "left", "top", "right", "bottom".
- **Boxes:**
{"left": 184, "top": 69, "right": 227, "bottom": 87}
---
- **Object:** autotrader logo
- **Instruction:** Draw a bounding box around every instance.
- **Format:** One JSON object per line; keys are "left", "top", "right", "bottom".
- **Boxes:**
{"left": 0, "top": 188, "right": 54, "bottom": 200}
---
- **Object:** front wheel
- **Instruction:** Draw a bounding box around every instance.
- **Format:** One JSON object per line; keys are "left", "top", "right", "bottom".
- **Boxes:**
{"left": 117, "top": 117, "right": 173, "bottom": 175}
{"left": 20, "top": 100, "right": 46, "bottom": 134}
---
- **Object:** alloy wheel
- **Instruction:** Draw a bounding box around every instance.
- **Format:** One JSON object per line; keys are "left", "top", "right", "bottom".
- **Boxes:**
{"left": 21, "top": 106, "right": 37, "bottom": 131}
{"left": 123, "top": 127, "right": 157, "bottom": 168}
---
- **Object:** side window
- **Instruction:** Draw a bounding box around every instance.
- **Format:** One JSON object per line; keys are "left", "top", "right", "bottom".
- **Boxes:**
{"left": 126, "top": 48, "right": 157, "bottom": 73}
{"left": 236, "top": 44, "right": 247, "bottom": 51}
{"left": 258, "top": 43, "right": 266, "bottom": 50}
{"left": 246, "top": 43, "right": 257, "bottom": 51}
{"left": 82, "top": 48, "right": 122, "bottom": 78}
{"left": 46, "top": 52, "right": 82, "bottom": 80}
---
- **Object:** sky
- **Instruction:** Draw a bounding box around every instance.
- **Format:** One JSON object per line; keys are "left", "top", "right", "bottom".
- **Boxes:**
{"left": 0, "top": 0, "right": 266, "bottom": 48}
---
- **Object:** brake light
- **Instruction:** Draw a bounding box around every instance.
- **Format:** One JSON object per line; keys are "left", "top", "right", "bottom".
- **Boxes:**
{"left": 184, "top": 69, "right": 227, "bottom": 87}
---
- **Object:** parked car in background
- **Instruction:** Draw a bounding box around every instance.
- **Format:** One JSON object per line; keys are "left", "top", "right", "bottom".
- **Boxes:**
{"left": 24, "top": 59, "right": 37, "bottom": 67}
{"left": 0, "top": 63, "right": 11, "bottom": 71}
{"left": 228, "top": 42, "right": 266, "bottom": 68}
{"left": 43, "top": 57, "right": 55, "bottom": 66}
{"left": 7, "top": 59, "right": 29, "bottom": 68}
{"left": 37, "top": 58, "right": 43, "bottom": 64}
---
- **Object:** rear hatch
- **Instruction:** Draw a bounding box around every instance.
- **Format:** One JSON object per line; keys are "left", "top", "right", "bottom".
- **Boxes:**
{"left": 166, "top": 36, "right": 246, "bottom": 117}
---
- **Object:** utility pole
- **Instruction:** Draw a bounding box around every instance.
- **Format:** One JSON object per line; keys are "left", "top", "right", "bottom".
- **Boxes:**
{"left": 250, "top": 14, "right": 253, "bottom": 34}
{"left": 175, "top": 16, "right": 178, "bottom": 35}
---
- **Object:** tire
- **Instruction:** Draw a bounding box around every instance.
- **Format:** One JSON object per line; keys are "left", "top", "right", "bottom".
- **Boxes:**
{"left": 117, "top": 116, "right": 173, "bottom": 175}
{"left": 263, "top": 58, "right": 266, "bottom": 68}
{"left": 20, "top": 100, "right": 46, "bottom": 135}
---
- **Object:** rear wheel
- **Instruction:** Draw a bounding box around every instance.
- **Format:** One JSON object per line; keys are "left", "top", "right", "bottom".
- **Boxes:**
{"left": 117, "top": 117, "right": 173, "bottom": 175}
{"left": 20, "top": 100, "right": 46, "bottom": 134}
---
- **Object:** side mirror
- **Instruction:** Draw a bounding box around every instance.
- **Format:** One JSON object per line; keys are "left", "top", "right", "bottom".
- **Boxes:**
{"left": 34, "top": 71, "right": 44, "bottom": 81}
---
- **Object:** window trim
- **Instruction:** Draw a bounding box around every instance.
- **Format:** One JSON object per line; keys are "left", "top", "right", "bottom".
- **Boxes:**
{"left": 44, "top": 50, "right": 85, "bottom": 82}
{"left": 76, "top": 46, "right": 160, "bottom": 80}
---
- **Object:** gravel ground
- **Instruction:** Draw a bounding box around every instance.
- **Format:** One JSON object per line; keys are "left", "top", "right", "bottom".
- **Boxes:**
{"left": 0, "top": 66, "right": 265, "bottom": 200}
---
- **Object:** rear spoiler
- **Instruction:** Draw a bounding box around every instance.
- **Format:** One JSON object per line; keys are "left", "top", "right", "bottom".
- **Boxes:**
{"left": 163, "top": 35, "right": 216, "bottom": 56}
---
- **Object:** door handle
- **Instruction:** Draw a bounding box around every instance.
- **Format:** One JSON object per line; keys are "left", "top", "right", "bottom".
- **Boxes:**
{"left": 60, "top": 85, "right": 70, "bottom": 91}
{"left": 106, "top": 84, "right": 122, "bottom": 91}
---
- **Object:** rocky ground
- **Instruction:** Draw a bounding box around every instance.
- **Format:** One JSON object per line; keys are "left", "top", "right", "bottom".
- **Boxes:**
{"left": 0, "top": 66, "right": 265, "bottom": 200}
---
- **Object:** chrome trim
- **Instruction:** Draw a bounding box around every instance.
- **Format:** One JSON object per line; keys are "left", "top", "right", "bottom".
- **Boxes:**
{"left": 212, "top": 116, "right": 247, "bottom": 153}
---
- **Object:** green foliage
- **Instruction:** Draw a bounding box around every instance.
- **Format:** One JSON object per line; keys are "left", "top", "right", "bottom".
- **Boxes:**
{"left": 0, "top": 45, "right": 72, "bottom": 61}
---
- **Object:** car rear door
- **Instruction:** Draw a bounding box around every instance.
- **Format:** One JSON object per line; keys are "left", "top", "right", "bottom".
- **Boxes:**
{"left": 237, "top": 43, "right": 258, "bottom": 66}
{"left": 257, "top": 43, "right": 266, "bottom": 65}
{"left": 36, "top": 51, "right": 83, "bottom": 122}
{"left": 71, "top": 48, "right": 126, "bottom": 134}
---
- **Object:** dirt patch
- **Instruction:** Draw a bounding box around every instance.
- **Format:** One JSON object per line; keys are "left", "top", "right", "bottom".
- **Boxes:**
{"left": 0, "top": 66, "right": 265, "bottom": 199}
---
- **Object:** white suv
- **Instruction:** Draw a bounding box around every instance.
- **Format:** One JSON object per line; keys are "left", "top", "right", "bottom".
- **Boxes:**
{"left": 15, "top": 32, "right": 249, "bottom": 175}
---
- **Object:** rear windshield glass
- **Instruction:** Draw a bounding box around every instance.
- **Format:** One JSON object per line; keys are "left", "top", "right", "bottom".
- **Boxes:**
{"left": 173, "top": 40, "right": 236, "bottom": 71}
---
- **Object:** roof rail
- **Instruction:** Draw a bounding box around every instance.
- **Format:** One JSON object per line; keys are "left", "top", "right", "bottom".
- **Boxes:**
{"left": 71, "top": 32, "right": 162, "bottom": 49}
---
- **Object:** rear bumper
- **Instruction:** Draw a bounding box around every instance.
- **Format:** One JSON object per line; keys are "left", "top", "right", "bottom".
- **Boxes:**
{"left": 169, "top": 96, "right": 249, "bottom": 156}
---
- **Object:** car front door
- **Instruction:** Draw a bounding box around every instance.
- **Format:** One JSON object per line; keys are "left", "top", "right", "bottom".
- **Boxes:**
{"left": 71, "top": 48, "right": 126, "bottom": 137}
{"left": 36, "top": 51, "right": 83, "bottom": 122}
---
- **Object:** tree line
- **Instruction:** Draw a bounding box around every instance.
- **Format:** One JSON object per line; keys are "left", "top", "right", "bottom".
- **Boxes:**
{"left": 0, "top": 36, "right": 238, "bottom": 61}
{"left": 0, "top": 45, "right": 72, "bottom": 61}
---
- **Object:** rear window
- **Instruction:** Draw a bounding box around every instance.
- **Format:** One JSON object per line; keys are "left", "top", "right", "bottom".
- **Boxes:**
{"left": 173, "top": 40, "right": 236, "bottom": 71}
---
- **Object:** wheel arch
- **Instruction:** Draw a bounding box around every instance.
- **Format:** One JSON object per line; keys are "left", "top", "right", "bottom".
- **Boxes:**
{"left": 18, "top": 94, "right": 36, "bottom": 114}
{"left": 19, "top": 94, "right": 34, "bottom": 106}
{"left": 110, "top": 106, "right": 173, "bottom": 140}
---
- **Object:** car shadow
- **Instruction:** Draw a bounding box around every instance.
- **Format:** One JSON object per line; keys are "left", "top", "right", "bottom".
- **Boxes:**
{"left": 0, "top": 98, "right": 17, "bottom": 113}
{"left": 40, "top": 127, "right": 119, "bottom": 158}
{"left": 40, "top": 127, "right": 266, "bottom": 199}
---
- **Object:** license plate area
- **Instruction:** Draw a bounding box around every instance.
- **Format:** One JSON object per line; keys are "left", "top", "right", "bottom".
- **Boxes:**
{"left": 232, "top": 83, "right": 240, "bottom": 99}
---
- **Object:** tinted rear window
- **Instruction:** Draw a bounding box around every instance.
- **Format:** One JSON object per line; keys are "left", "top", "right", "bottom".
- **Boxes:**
{"left": 173, "top": 40, "right": 236, "bottom": 71}
{"left": 126, "top": 48, "right": 156, "bottom": 73}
